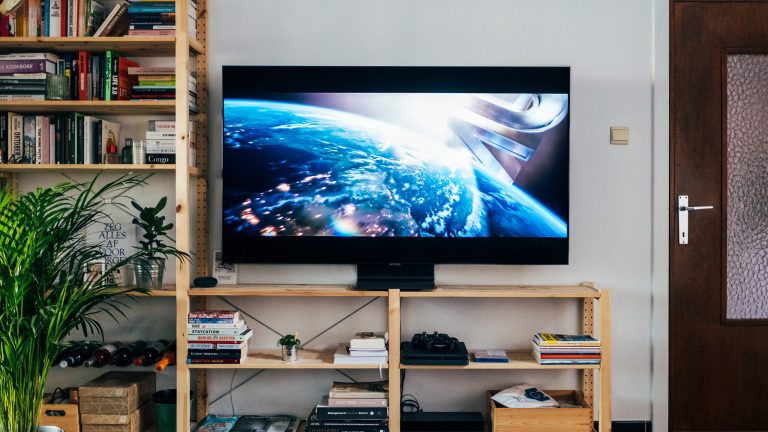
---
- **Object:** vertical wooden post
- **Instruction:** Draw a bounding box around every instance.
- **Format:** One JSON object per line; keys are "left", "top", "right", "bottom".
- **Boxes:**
{"left": 193, "top": 0, "right": 209, "bottom": 422}
{"left": 580, "top": 282, "right": 595, "bottom": 410}
{"left": 388, "top": 289, "right": 401, "bottom": 432}
{"left": 598, "top": 289, "right": 612, "bottom": 432}
{"left": 175, "top": 0, "right": 192, "bottom": 429}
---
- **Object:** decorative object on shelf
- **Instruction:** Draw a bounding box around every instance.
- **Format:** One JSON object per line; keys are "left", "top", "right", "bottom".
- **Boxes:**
{"left": 121, "top": 138, "right": 133, "bottom": 164}
{"left": 212, "top": 250, "right": 237, "bottom": 284}
{"left": 131, "top": 196, "right": 190, "bottom": 290}
{"left": 45, "top": 74, "right": 71, "bottom": 101}
{"left": 132, "top": 140, "right": 146, "bottom": 165}
{"left": 277, "top": 332, "right": 301, "bottom": 362}
{"left": 0, "top": 0, "right": 23, "bottom": 16}
{"left": 0, "top": 174, "right": 182, "bottom": 432}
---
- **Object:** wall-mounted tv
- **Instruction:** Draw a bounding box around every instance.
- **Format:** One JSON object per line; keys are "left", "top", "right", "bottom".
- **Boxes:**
{"left": 222, "top": 67, "right": 570, "bottom": 277}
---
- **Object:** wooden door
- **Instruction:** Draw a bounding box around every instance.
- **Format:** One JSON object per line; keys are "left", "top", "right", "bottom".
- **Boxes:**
{"left": 671, "top": 2, "right": 768, "bottom": 430}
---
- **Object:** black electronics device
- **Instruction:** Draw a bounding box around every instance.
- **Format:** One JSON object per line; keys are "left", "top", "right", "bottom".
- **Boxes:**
{"left": 193, "top": 276, "right": 218, "bottom": 288}
{"left": 222, "top": 66, "right": 572, "bottom": 288}
{"left": 401, "top": 412, "right": 484, "bottom": 432}
{"left": 401, "top": 332, "right": 469, "bottom": 365}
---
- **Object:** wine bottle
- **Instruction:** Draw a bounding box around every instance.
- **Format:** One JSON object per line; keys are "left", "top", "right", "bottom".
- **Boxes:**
{"left": 59, "top": 342, "right": 100, "bottom": 368}
{"left": 84, "top": 342, "right": 124, "bottom": 368}
{"left": 111, "top": 340, "right": 148, "bottom": 367}
{"left": 155, "top": 342, "right": 176, "bottom": 371}
{"left": 133, "top": 339, "right": 170, "bottom": 366}
{"left": 54, "top": 341, "right": 85, "bottom": 366}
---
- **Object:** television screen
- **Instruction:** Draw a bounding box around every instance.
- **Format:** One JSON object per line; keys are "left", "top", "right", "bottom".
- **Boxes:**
{"left": 222, "top": 67, "right": 569, "bottom": 264}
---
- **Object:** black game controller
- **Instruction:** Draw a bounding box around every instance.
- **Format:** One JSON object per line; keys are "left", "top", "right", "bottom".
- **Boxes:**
{"left": 411, "top": 332, "right": 459, "bottom": 351}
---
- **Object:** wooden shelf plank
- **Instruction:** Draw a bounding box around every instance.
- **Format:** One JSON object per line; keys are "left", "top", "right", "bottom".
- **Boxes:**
{"left": 186, "top": 348, "right": 389, "bottom": 370}
{"left": 400, "top": 351, "right": 601, "bottom": 370}
{"left": 130, "top": 288, "right": 177, "bottom": 297}
{"left": 0, "top": 100, "right": 176, "bottom": 115}
{"left": 188, "top": 36, "right": 204, "bottom": 55}
{"left": 0, "top": 164, "right": 200, "bottom": 176}
{"left": 189, "top": 284, "right": 388, "bottom": 297}
{"left": 0, "top": 36, "right": 180, "bottom": 56}
{"left": 401, "top": 285, "right": 601, "bottom": 299}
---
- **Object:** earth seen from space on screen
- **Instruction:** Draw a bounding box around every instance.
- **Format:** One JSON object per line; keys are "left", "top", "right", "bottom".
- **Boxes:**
{"left": 222, "top": 100, "right": 566, "bottom": 238}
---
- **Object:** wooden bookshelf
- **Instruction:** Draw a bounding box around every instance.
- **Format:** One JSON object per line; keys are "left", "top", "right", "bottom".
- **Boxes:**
{"left": 0, "top": 36, "right": 204, "bottom": 56}
{"left": 187, "top": 348, "right": 389, "bottom": 370}
{"left": 0, "top": 164, "right": 200, "bottom": 176}
{"left": 0, "top": 100, "right": 175, "bottom": 115}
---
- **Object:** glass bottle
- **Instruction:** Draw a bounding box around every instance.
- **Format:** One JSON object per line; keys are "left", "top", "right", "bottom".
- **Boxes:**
{"left": 122, "top": 138, "right": 133, "bottom": 164}
{"left": 59, "top": 342, "right": 100, "bottom": 368}
{"left": 155, "top": 342, "right": 176, "bottom": 371}
{"left": 111, "top": 340, "right": 148, "bottom": 367}
{"left": 134, "top": 339, "right": 170, "bottom": 366}
{"left": 103, "top": 130, "right": 118, "bottom": 164}
{"left": 84, "top": 342, "right": 124, "bottom": 368}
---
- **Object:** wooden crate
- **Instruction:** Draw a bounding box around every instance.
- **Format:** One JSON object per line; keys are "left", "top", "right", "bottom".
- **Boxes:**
{"left": 39, "top": 395, "right": 80, "bottom": 432}
{"left": 488, "top": 390, "right": 592, "bottom": 432}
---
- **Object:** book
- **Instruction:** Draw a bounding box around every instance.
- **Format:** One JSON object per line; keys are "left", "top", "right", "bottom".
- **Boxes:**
{"left": 187, "top": 316, "right": 240, "bottom": 324}
{"left": 93, "top": 0, "right": 129, "bottom": 36}
{"left": 533, "top": 350, "right": 601, "bottom": 364}
{"left": 187, "top": 348, "right": 247, "bottom": 359}
{"left": 326, "top": 397, "right": 388, "bottom": 408}
{"left": 0, "top": 112, "right": 7, "bottom": 163}
{"left": 333, "top": 344, "right": 387, "bottom": 365}
{"left": 473, "top": 349, "right": 510, "bottom": 363}
{"left": 329, "top": 381, "right": 388, "bottom": 399}
{"left": 0, "top": 59, "right": 56, "bottom": 75}
{"left": 349, "top": 348, "right": 387, "bottom": 357}
{"left": 186, "top": 358, "right": 244, "bottom": 365}
{"left": 22, "top": 115, "right": 35, "bottom": 163}
{"left": 306, "top": 414, "right": 388, "bottom": 428}
{"left": 349, "top": 332, "right": 387, "bottom": 350}
{"left": 188, "top": 319, "right": 246, "bottom": 329}
{"left": 189, "top": 310, "right": 240, "bottom": 319}
{"left": 127, "top": 66, "right": 175, "bottom": 75}
{"left": 533, "top": 333, "right": 600, "bottom": 347}
{"left": 186, "top": 331, "right": 253, "bottom": 342}
{"left": 188, "top": 325, "right": 249, "bottom": 336}
{"left": 128, "top": 28, "right": 174, "bottom": 36}
{"left": 187, "top": 341, "right": 247, "bottom": 350}
{"left": 315, "top": 397, "right": 388, "bottom": 420}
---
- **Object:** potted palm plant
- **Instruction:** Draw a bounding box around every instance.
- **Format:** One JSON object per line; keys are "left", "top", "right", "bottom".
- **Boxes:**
{"left": 0, "top": 174, "right": 189, "bottom": 432}
{"left": 131, "top": 197, "right": 188, "bottom": 290}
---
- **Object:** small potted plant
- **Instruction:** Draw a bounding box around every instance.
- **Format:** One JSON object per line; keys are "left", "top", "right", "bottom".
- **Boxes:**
{"left": 132, "top": 197, "right": 190, "bottom": 290}
{"left": 278, "top": 332, "right": 301, "bottom": 362}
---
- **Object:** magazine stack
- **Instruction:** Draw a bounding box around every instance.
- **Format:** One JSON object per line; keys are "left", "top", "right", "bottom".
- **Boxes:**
{"left": 186, "top": 310, "right": 252, "bottom": 365}
{"left": 532, "top": 332, "right": 601, "bottom": 366}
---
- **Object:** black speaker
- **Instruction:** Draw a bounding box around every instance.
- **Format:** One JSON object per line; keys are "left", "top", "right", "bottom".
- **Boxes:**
{"left": 193, "top": 276, "right": 218, "bottom": 288}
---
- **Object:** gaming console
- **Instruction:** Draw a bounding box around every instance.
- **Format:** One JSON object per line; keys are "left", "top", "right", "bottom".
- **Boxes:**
{"left": 401, "top": 332, "right": 469, "bottom": 366}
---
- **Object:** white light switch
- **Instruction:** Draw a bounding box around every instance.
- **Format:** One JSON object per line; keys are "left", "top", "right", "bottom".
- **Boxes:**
{"left": 610, "top": 126, "right": 629, "bottom": 145}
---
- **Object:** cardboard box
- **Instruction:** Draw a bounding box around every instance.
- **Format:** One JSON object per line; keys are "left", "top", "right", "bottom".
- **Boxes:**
{"left": 81, "top": 400, "right": 155, "bottom": 432}
{"left": 488, "top": 390, "right": 592, "bottom": 432}
{"left": 38, "top": 394, "right": 79, "bottom": 432}
{"left": 80, "top": 371, "right": 155, "bottom": 415}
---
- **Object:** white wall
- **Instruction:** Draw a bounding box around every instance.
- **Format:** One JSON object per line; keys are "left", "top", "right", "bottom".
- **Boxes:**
{"left": 207, "top": 0, "right": 654, "bottom": 422}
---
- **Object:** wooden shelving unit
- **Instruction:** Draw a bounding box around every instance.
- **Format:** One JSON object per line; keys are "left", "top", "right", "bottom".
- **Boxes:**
{"left": 190, "top": 284, "right": 612, "bottom": 432}
{"left": 0, "top": 100, "right": 176, "bottom": 115}
{"left": 0, "top": 163, "right": 200, "bottom": 176}
{"left": 0, "top": 1, "right": 210, "bottom": 430}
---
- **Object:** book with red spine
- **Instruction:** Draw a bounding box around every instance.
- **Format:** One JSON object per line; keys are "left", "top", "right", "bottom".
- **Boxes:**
{"left": 77, "top": 51, "right": 89, "bottom": 100}
{"left": 116, "top": 56, "right": 139, "bottom": 100}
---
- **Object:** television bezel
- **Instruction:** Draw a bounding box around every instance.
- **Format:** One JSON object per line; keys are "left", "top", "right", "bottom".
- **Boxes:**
{"left": 221, "top": 66, "right": 570, "bottom": 265}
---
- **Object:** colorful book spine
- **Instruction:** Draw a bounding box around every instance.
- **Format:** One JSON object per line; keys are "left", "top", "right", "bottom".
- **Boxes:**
{"left": 187, "top": 342, "right": 246, "bottom": 350}
{"left": 186, "top": 358, "right": 243, "bottom": 364}
{"left": 0, "top": 60, "right": 56, "bottom": 75}
{"left": 187, "top": 349, "right": 245, "bottom": 359}
{"left": 22, "top": 115, "right": 36, "bottom": 163}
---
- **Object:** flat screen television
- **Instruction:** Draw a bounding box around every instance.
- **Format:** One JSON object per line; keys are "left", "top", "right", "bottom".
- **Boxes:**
{"left": 222, "top": 66, "right": 570, "bottom": 287}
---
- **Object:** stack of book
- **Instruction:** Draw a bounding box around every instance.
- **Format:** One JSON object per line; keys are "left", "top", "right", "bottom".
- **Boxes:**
{"left": 187, "top": 310, "right": 253, "bottom": 365}
{"left": 0, "top": 53, "right": 58, "bottom": 101}
{"left": 127, "top": 66, "right": 175, "bottom": 102}
{"left": 532, "top": 332, "right": 601, "bottom": 366}
{"left": 142, "top": 119, "right": 196, "bottom": 166}
{"left": 306, "top": 381, "right": 389, "bottom": 432}
{"left": 333, "top": 331, "right": 388, "bottom": 365}
{"left": 127, "top": 0, "right": 197, "bottom": 37}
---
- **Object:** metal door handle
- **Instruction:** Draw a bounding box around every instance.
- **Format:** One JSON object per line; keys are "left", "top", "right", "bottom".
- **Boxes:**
{"left": 678, "top": 195, "right": 714, "bottom": 245}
